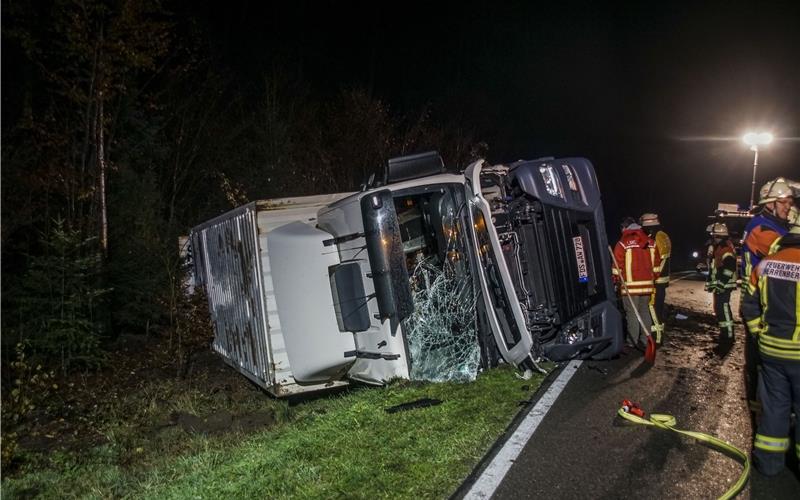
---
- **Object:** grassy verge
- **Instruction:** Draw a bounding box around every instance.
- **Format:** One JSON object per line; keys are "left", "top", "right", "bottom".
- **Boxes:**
{"left": 2, "top": 365, "right": 550, "bottom": 499}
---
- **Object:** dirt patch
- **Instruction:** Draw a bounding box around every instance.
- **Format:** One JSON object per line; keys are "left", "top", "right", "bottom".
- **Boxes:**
{"left": 5, "top": 332, "right": 268, "bottom": 462}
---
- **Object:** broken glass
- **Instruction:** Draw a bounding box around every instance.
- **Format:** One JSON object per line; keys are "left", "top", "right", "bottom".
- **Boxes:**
{"left": 404, "top": 257, "right": 480, "bottom": 383}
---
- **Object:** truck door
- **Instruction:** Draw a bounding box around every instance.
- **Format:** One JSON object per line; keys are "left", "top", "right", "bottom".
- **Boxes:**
{"left": 465, "top": 160, "right": 534, "bottom": 365}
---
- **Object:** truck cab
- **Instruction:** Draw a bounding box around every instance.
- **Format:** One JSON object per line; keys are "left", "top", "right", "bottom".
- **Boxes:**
{"left": 190, "top": 152, "right": 622, "bottom": 396}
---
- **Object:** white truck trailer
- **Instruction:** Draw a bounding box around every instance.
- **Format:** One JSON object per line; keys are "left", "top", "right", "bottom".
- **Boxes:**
{"left": 190, "top": 152, "right": 622, "bottom": 396}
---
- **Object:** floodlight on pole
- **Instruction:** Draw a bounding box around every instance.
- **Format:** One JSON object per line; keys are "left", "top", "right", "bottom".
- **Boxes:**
{"left": 743, "top": 131, "right": 774, "bottom": 209}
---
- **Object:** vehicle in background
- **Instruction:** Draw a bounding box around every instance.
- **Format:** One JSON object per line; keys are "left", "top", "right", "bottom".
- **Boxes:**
{"left": 189, "top": 152, "right": 622, "bottom": 396}
{"left": 693, "top": 202, "right": 752, "bottom": 276}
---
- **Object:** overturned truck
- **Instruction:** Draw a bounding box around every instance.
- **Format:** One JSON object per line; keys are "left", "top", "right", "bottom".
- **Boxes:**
{"left": 190, "top": 152, "right": 622, "bottom": 396}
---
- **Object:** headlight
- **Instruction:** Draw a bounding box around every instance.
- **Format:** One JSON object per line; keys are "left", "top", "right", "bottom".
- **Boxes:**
{"left": 539, "top": 165, "right": 563, "bottom": 198}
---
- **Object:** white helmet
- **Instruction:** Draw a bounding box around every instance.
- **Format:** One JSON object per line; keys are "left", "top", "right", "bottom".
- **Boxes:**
{"left": 640, "top": 213, "right": 660, "bottom": 227}
{"left": 707, "top": 222, "right": 729, "bottom": 237}
{"left": 758, "top": 177, "right": 794, "bottom": 204}
{"left": 789, "top": 179, "right": 800, "bottom": 197}
{"left": 789, "top": 206, "right": 800, "bottom": 235}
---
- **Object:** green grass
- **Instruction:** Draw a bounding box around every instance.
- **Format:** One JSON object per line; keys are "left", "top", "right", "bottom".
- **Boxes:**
{"left": 2, "top": 365, "right": 550, "bottom": 499}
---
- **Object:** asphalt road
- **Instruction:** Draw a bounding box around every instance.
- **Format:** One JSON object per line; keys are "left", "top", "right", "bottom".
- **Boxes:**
{"left": 460, "top": 277, "right": 800, "bottom": 499}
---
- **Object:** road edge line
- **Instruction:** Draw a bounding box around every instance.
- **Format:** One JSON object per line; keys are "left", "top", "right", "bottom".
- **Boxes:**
{"left": 462, "top": 359, "right": 583, "bottom": 499}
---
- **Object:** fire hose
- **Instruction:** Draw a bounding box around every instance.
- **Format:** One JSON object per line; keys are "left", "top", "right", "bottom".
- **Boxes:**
{"left": 618, "top": 399, "right": 750, "bottom": 500}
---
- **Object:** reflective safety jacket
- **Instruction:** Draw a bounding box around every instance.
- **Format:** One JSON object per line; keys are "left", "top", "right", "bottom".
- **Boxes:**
{"left": 741, "top": 211, "right": 789, "bottom": 284}
{"left": 741, "top": 233, "right": 800, "bottom": 363}
{"left": 654, "top": 230, "right": 672, "bottom": 285}
{"left": 707, "top": 239, "right": 737, "bottom": 293}
{"left": 613, "top": 227, "right": 661, "bottom": 296}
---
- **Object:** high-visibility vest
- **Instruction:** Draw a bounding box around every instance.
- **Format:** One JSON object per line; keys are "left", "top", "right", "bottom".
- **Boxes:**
{"left": 741, "top": 234, "right": 800, "bottom": 362}
{"left": 708, "top": 240, "right": 737, "bottom": 293}
{"left": 613, "top": 228, "right": 661, "bottom": 296}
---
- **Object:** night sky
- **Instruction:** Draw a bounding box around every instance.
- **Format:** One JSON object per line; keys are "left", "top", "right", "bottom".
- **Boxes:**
{"left": 196, "top": 1, "right": 799, "bottom": 264}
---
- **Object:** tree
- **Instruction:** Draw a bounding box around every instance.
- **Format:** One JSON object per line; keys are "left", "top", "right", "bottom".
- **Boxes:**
{"left": 11, "top": 220, "right": 110, "bottom": 372}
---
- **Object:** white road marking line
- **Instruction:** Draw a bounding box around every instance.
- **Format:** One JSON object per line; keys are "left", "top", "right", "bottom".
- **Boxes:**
{"left": 463, "top": 359, "right": 583, "bottom": 499}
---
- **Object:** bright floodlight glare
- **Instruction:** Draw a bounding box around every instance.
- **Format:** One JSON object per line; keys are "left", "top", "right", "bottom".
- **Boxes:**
{"left": 692, "top": 251, "right": 699, "bottom": 259}
{"left": 743, "top": 131, "right": 774, "bottom": 146}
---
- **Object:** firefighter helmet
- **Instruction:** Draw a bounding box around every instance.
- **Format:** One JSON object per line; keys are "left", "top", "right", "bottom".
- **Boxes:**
{"left": 707, "top": 222, "right": 729, "bottom": 237}
{"left": 789, "top": 179, "right": 800, "bottom": 197}
{"left": 758, "top": 177, "right": 794, "bottom": 204}
{"left": 789, "top": 206, "right": 800, "bottom": 235}
{"left": 640, "top": 213, "right": 660, "bottom": 227}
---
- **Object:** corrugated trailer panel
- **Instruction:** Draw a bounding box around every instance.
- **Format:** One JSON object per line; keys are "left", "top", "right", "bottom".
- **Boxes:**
{"left": 191, "top": 204, "right": 274, "bottom": 388}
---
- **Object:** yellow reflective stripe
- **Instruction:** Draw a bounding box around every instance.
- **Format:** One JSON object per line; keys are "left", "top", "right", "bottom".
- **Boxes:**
{"left": 746, "top": 318, "right": 762, "bottom": 335}
{"left": 745, "top": 252, "right": 753, "bottom": 281}
{"left": 760, "top": 275, "right": 769, "bottom": 334}
{"left": 720, "top": 305, "right": 733, "bottom": 329}
{"left": 623, "top": 288, "right": 654, "bottom": 295}
{"left": 758, "top": 334, "right": 800, "bottom": 349}
{"left": 626, "top": 280, "right": 654, "bottom": 286}
{"left": 755, "top": 434, "right": 790, "bottom": 452}
{"left": 768, "top": 238, "right": 781, "bottom": 255}
{"left": 655, "top": 276, "right": 670, "bottom": 284}
{"left": 722, "top": 269, "right": 734, "bottom": 277}
{"left": 723, "top": 302, "right": 732, "bottom": 331}
{"left": 796, "top": 443, "right": 800, "bottom": 459}
{"left": 758, "top": 343, "right": 800, "bottom": 360}
{"left": 721, "top": 251, "right": 734, "bottom": 260}
{"left": 795, "top": 280, "right": 800, "bottom": 341}
{"left": 625, "top": 248, "right": 633, "bottom": 282}
{"left": 649, "top": 303, "right": 663, "bottom": 342}
{"left": 612, "top": 268, "right": 620, "bottom": 275}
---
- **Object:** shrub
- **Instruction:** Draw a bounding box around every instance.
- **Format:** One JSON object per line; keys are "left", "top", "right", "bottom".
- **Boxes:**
{"left": 1, "top": 343, "right": 60, "bottom": 470}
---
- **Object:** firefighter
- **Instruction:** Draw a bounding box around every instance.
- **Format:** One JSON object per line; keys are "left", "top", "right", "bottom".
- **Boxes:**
{"left": 741, "top": 177, "right": 794, "bottom": 283}
{"left": 612, "top": 217, "right": 661, "bottom": 349}
{"left": 706, "top": 223, "right": 737, "bottom": 346}
{"left": 640, "top": 213, "right": 670, "bottom": 344}
{"left": 740, "top": 213, "right": 800, "bottom": 476}
{"left": 741, "top": 178, "right": 795, "bottom": 410}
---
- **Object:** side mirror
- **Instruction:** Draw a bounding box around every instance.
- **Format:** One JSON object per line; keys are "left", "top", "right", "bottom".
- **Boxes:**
{"left": 361, "top": 190, "right": 414, "bottom": 332}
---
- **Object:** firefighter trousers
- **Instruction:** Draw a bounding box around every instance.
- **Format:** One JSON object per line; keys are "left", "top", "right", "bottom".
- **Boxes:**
{"left": 654, "top": 283, "right": 668, "bottom": 325}
{"left": 745, "top": 331, "right": 761, "bottom": 405}
{"left": 753, "top": 360, "right": 800, "bottom": 476}
{"left": 713, "top": 290, "right": 734, "bottom": 342}
{"left": 622, "top": 294, "right": 652, "bottom": 347}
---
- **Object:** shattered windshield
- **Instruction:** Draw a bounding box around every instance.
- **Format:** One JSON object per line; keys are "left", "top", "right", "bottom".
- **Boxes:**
{"left": 395, "top": 185, "right": 480, "bottom": 382}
